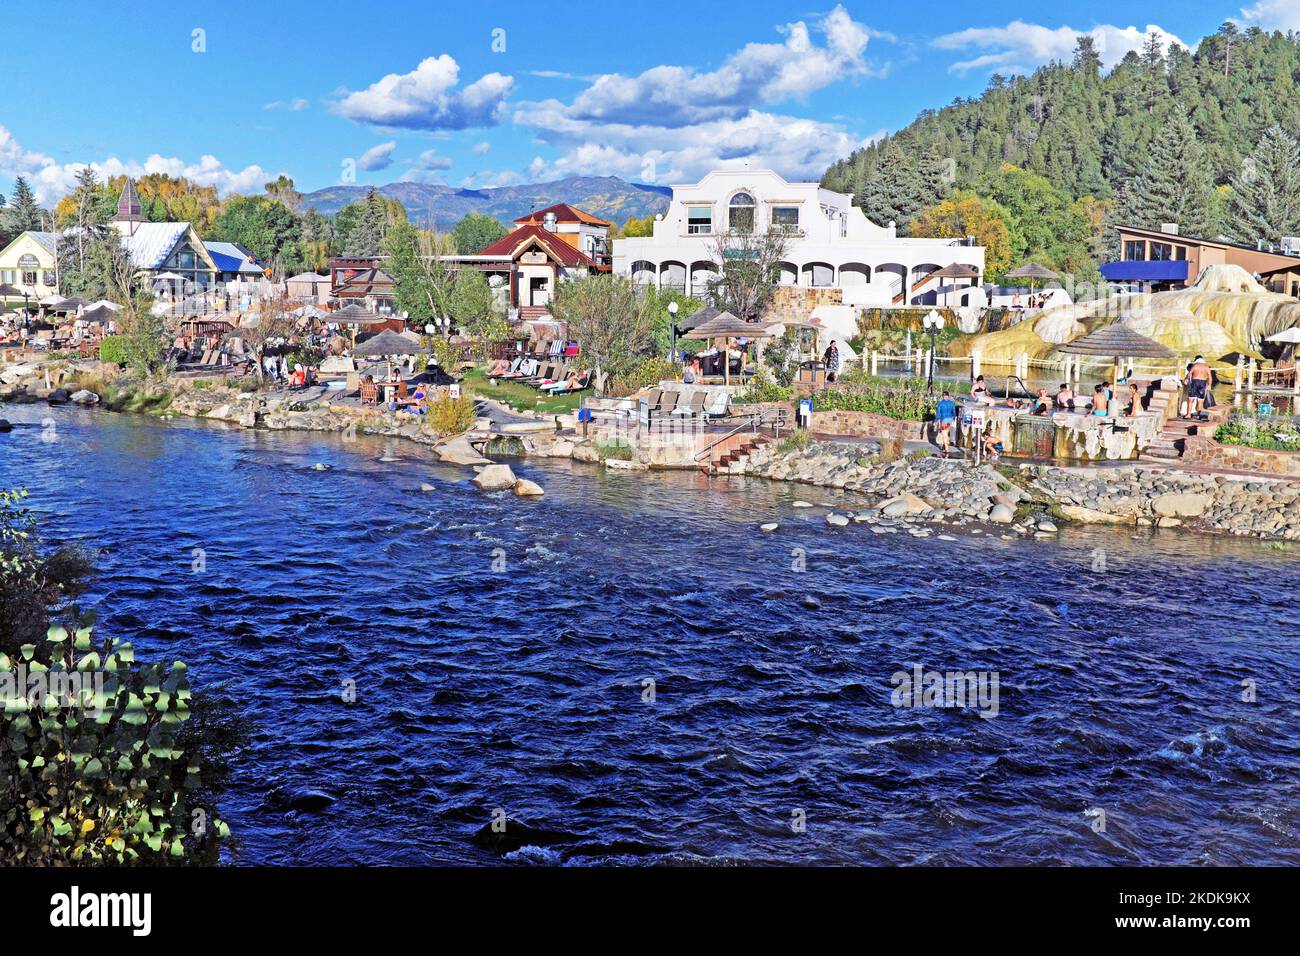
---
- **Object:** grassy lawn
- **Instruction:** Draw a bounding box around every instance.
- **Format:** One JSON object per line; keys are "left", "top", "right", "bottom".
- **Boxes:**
{"left": 461, "top": 367, "right": 585, "bottom": 416}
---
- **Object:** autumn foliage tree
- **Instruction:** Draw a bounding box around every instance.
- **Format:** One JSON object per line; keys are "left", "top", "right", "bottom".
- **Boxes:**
{"left": 911, "top": 192, "right": 1013, "bottom": 279}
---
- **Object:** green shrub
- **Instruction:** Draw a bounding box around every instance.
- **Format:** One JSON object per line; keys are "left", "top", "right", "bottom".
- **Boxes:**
{"left": 594, "top": 438, "right": 633, "bottom": 461}
{"left": 0, "top": 613, "right": 230, "bottom": 865}
{"left": 98, "top": 335, "right": 129, "bottom": 366}
{"left": 734, "top": 367, "right": 791, "bottom": 404}
{"left": 1216, "top": 414, "right": 1300, "bottom": 450}
{"left": 624, "top": 356, "right": 679, "bottom": 392}
{"left": 811, "top": 375, "right": 935, "bottom": 421}
{"left": 777, "top": 429, "right": 811, "bottom": 454}
{"left": 427, "top": 393, "right": 476, "bottom": 436}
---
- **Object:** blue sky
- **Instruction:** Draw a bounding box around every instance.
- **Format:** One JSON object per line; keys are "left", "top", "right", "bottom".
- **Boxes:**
{"left": 1, "top": 0, "right": 1289, "bottom": 205}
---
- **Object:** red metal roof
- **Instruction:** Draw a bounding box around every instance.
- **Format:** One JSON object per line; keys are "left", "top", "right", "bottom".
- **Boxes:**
{"left": 479, "top": 224, "right": 600, "bottom": 268}
{"left": 513, "top": 203, "right": 611, "bottom": 228}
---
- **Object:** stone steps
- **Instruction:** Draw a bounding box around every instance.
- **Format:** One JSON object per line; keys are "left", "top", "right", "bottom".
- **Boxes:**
{"left": 711, "top": 434, "right": 772, "bottom": 473}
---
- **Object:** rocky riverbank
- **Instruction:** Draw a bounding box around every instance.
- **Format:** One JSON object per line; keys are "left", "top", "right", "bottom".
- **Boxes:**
{"left": 10, "top": 370, "right": 1299, "bottom": 545}
{"left": 1026, "top": 463, "right": 1300, "bottom": 540}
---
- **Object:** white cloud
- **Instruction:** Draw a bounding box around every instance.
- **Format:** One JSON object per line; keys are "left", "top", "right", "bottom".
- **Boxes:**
{"left": 472, "top": 141, "right": 491, "bottom": 155}
{"left": 933, "top": 20, "right": 1188, "bottom": 75}
{"left": 1238, "top": 1, "right": 1300, "bottom": 31}
{"left": 458, "top": 169, "right": 523, "bottom": 189}
{"left": 0, "top": 125, "right": 278, "bottom": 204}
{"left": 514, "top": 108, "right": 875, "bottom": 184}
{"left": 414, "top": 149, "right": 452, "bottom": 170}
{"left": 556, "top": 4, "right": 881, "bottom": 128}
{"left": 506, "top": 5, "right": 886, "bottom": 185}
{"left": 357, "top": 141, "right": 397, "bottom": 171}
{"left": 334, "top": 54, "right": 513, "bottom": 130}
{"left": 263, "top": 97, "right": 309, "bottom": 111}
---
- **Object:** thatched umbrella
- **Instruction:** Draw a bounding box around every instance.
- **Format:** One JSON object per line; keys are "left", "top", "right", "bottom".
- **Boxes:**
{"left": 354, "top": 328, "right": 424, "bottom": 380}
{"left": 1006, "top": 262, "right": 1059, "bottom": 296}
{"left": 683, "top": 310, "right": 773, "bottom": 385}
{"left": 330, "top": 302, "right": 385, "bottom": 347}
{"left": 931, "top": 262, "right": 981, "bottom": 310}
{"left": 1059, "top": 322, "right": 1175, "bottom": 389}
{"left": 0, "top": 282, "right": 23, "bottom": 300}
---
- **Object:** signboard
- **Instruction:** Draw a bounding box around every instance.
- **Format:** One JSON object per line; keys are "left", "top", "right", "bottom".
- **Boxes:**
{"left": 967, "top": 409, "right": 986, "bottom": 432}
{"left": 449, "top": 384, "right": 461, "bottom": 399}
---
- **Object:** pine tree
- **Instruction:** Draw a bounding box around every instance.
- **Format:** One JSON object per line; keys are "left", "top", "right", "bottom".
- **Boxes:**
{"left": 1073, "top": 35, "right": 1101, "bottom": 75}
{"left": 1121, "top": 107, "right": 1214, "bottom": 235}
{"left": 7, "top": 177, "right": 41, "bottom": 232}
{"left": 857, "top": 138, "right": 924, "bottom": 228}
{"left": 346, "top": 190, "right": 391, "bottom": 255}
{"left": 1230, "top": 124, "right": 1300, "bottom": 243}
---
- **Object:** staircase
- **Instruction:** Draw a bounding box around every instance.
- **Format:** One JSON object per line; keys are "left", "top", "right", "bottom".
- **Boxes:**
{"left": 705, "top": 433, "right": 773, "bottom": 474}
{"left": 518, "top": 305, "right": 553, "bottom": 323}
{"left": 1143, "top": 402, "right": 1228, "bottom": 461}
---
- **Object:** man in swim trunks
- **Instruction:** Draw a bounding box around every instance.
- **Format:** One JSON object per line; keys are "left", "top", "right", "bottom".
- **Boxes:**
{"left": 1187, "top": 355, "right": 1211, "bottom": 420}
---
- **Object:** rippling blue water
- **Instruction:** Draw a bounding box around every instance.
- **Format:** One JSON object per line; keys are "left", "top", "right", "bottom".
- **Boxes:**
{"left": 2, "top": 404, "right": 1299, "bottom": 866}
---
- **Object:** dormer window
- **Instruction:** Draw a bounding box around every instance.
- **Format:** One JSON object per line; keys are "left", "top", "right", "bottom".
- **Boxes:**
{"left": 728, "top": 192, "right": 755, "bottom": 234}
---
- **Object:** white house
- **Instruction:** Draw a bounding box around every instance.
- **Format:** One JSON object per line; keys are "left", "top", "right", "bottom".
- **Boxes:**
{"left": 613, "top": 169, "right": 986, "bottom": 309}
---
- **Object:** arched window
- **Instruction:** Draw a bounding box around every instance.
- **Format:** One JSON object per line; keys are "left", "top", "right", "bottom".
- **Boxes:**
{"left": 728, "top": 192, "right": 755, "bottom": 234}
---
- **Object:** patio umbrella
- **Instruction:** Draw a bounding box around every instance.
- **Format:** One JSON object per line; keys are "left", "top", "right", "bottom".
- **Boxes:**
{"left": 329, "top": 302, "right": 386, "bottom": 347}
{"left": 1059, "top": 322, "right": 1175, "bottom": 387}
{"left": 1006, "top": 262, "right": 1059, "bottom": 296}
{"left": 683, "top": 311, "right": 773, "bottom": 385}
{"left": 931, "top": 263, "right": 981, "bottom": 310}
{"left": 354, "top": 328, "right": 424, "bottom": 379}
{"left": 0, "top": 283, "right": 23, "bottom": 300}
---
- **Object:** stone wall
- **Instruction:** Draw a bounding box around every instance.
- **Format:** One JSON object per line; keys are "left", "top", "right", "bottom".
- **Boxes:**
{"left": 764, "top": 286, "right": 845, "bottom": 324}
{"left": 1183, "top": 435, "right": 1300, "bottom": 477}
{"left": 810, "top": 409, "right": 927, "bottom": 442}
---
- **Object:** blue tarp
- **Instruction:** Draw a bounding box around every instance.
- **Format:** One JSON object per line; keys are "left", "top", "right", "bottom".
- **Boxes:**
{"left": 1100, "top": 259, "right": 1190, "bottom": 281}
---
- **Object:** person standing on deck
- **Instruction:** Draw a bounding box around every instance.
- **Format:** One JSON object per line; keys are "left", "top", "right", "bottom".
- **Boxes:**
{"left": 935, "top": 390, "right": 958, "bottom": 459}
{"left": 1188, "top": 355, "right": 1212, "bottom": 421}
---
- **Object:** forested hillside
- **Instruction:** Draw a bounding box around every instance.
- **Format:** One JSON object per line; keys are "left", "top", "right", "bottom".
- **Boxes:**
{"left": 822, "top": 23, "right": 1300, "bottom": 280}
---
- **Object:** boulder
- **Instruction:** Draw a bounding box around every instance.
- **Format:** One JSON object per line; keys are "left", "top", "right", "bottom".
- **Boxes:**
{"left": 436, "top": 435, "right": 491, "bottom": 466}
{"left": 760, "top": 522, "right": 779, "bottom": 532}
{"left": 1152, "top": 492, "right": 1210, "bottom": 518}
{"left": 47, "top": 388, "right": 70, "bottom": 404}
{"left": 472, "top": 463, "right": 517, "bottom": 491}
{"left": 513, "top": 478, "right": 544, "bottom": 497}
{"left": 1059, "top": 505, "right": 1126, "bottom": 524}
{"left": 69, "top": 389, "right": 99, "bottom": 405}
{"left": 792, "top": 500, "right": 814, "bottom": 508}
{"left": 0, "top": 419, "right": 11, "bottom": 432}
{"left": 989, "top": 503, "right": 1016, "bottom": 524}
{"left": 570, "top": 442, "right": 600, "bottom": 463}
{"left": 826, "top": 513, "right": 849, "bottom": 527}
{"left": 879, "top": 492, "right": 931, "bottom": 517}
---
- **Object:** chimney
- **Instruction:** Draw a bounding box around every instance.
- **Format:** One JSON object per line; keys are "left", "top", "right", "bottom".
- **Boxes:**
{"left": 543, "top": 211, "right": 558, "bottom": 232}
{"left": 1160, "top": 223, "right": 1179, "bottom": 235}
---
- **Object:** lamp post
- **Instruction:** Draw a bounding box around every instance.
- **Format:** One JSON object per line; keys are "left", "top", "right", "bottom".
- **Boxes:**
{"left": 667, "top": 300, "right": 679, "bottom": 363}
{"left": 922, "top": 309, "right": 944, "bottom": 394}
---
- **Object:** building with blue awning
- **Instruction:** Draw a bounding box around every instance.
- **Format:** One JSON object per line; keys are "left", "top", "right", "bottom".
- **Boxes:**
{"left": 1106, "top": 224, "right": 1300, "bottom": 296}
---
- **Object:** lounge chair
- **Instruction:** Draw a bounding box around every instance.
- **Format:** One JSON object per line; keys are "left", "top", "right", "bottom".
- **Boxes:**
{"left": 672, "top": 391, "right": 706, "bottom": 418}
{"left": 652, "top": 391, "right": 680, "bottom": 421}
{"left": 520, "top": 362, "right": 557, "bottom": 386}
{"left": 545, "top": 371, "right": 592, "bottom": 395}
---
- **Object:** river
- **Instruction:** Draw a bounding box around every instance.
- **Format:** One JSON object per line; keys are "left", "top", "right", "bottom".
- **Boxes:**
{"left": 2, "top": 403, "right": 1298, "bottom": 865}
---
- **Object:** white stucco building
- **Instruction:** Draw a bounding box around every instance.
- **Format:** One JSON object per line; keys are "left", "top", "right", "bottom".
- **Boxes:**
{"left": 613, "top": 169, "right": 986, "bottom": 309}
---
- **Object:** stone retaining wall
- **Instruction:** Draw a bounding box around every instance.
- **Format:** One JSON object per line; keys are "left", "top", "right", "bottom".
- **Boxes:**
{"left": 810, "top": 409, "right": 926, "bottom": 442}
{"left": 1183, "top": 435, "right": 1300, "bottom": 477}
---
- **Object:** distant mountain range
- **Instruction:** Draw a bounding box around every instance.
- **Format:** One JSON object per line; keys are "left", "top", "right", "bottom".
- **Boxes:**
{"left": 300, "top": 175, "right": 672, "bottom": 229}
